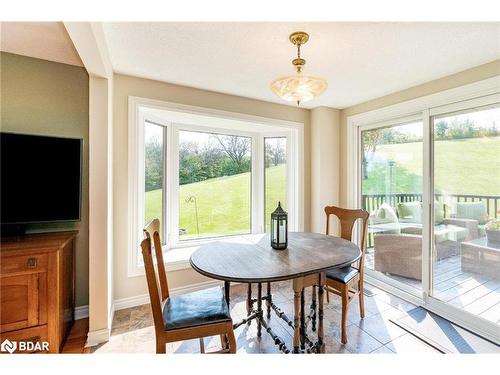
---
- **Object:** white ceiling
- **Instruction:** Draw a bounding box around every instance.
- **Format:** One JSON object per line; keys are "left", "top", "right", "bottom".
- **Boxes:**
{"left": 0, "top": 22, "right": 83, "bottom": 67}
{"left": 102, "top": 22, "right": 500, "bottom": 109}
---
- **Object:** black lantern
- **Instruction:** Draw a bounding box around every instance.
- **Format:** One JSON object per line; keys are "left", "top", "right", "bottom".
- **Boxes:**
{"left": 271, "top": 202, "right": 288, "bottom": 250}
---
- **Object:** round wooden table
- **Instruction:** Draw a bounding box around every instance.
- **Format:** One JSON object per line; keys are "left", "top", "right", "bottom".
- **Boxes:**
{"left": 190, "top": 232, "right": 361, "bottom": 353}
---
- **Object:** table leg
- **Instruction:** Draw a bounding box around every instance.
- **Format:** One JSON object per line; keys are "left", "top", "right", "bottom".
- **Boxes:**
{"left": 246, "top": 283, "right": 252, "bottom": 325}
{"left": 300, "top": 289, "right": 306, "bottom": 350}
{"left": 311, "top": 285, "right": 317, "bottom": 332}
{"left": 317, "top": 273, "right": 325, "bottom": 353}
{"left": 266, "top": 282, "right": 272, "bottom": 318}
{"left": 292, "top": 277, "right": 303, "bottom": 354}
{"left": 257, "top": 283, "right": 262, "bottom": 337}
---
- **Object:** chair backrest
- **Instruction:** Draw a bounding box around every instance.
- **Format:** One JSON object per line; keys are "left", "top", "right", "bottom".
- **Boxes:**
{"left": 141, "top": 219, "right": 169, "bottom": 333}
{"left": 325, "top": 206, "right": 370, "bottom": 271}
{"left": 143, "top": 219, "right": 169, "bottom": 300}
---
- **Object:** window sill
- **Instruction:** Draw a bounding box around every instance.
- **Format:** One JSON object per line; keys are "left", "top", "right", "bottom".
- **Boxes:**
{"left": 131, "top": 233, "right": 266, "bottom": 277}
{"left": 130, "top": 244, "right": 202, "bottom": 277}
{"left": 163, "top": 245, "right": 199, "bottom": 271}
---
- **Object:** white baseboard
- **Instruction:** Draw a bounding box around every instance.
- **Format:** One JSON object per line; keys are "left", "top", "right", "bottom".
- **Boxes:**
{"left": 75, "top": 305, "right": 89, "bottom": 320}
{"left": 109, "top": 303, "right": 115, "bottom": 329}
{"left": 85, "top": 328, "right": 110, "bottom": 347}
{"left": 113, "top": 279, "right": 224, "bottom": 311}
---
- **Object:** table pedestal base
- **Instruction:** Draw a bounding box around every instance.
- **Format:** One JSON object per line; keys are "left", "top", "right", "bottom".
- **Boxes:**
{"left": 227, "top": 273, "right": 326, "bottom": 354}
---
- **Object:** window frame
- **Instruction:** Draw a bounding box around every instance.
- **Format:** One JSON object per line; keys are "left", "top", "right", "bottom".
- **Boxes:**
{"left": 128, "top": 96, "right": 304, "bottom": 277}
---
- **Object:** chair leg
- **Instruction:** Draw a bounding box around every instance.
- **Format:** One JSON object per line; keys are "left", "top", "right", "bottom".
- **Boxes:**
{"left": 341, "top": 287, "right": 349, "bottom": 345}
{"left": 199, "top": 338, "right": 205, "bottom": 353}
{"left": 326, "top": 289, "right": 330, "bottom": 303}
{"left": 358, "top": 280, "right": 365, "bottom": 319}
{"left": 156, "top": 339, "right": 166, "bottom": 354}
{"left": 220, "top": 334, "right": 227, "bottom": 349}
{"left": 226, "top": 325, "right": 237, "bottom": 354}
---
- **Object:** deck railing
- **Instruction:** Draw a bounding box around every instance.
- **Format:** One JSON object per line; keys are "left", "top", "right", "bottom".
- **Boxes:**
{"left": 362, "top": 193, "right": 499, "bottom": 219}
{"left": 362, "top": 192, "right": 500, "bottom": 248}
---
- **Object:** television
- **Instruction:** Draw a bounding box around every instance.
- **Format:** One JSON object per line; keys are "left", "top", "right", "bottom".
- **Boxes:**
{"left": 1, "top": 132, "right": 82, "bottom": 226}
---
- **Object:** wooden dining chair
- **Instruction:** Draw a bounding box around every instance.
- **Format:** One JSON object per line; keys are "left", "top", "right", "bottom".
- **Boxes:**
{"left": 141, "top": 219, "right": 237, "bottom": 354}
{"left": 324, "top": 206, "right": 369, "bottom": 344}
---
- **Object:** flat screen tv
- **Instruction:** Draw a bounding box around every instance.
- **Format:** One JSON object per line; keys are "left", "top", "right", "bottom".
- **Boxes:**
{"left": 1, "top": 132, "right": 82, "bottom": 225}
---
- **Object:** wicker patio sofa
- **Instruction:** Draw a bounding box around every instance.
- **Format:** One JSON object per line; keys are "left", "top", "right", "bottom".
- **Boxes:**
{"left": 371, "top": 201, "right": 482, "bottom": 280}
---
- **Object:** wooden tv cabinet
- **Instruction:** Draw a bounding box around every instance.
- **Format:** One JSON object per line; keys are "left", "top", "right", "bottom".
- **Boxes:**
{"left": 0, "top": 231, "right": 77, "bottom": 353}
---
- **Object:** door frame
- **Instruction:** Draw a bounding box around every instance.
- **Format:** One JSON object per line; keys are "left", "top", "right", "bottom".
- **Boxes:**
{"left": 346, "top": 76, "right": 500, "bottom": 343}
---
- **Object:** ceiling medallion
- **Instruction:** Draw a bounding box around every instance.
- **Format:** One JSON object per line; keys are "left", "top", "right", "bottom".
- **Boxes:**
{"left": 270, "top": 31, "right": 327, "bottom": 106}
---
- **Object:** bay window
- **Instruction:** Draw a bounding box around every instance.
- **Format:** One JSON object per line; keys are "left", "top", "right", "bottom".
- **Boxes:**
{"left": 129, "top": 97, "right": 303, "bottom": 276}
{"left": 178, "top": 130, "right": 252, "bottom": 240}
{"left": 264, "top": 137, "right": 287, "bottom": 232}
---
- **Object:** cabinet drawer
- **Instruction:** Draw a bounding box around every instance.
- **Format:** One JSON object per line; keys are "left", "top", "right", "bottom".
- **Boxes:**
{"left": 0, "top": 325, "right": 49, "bottom": 353}
{"left": 1, "top": 254, "right": 48, "bottom": 275}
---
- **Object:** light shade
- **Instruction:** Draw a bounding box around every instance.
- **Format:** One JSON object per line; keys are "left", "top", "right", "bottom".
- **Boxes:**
{"left": 271, "top": 73, "right": 327, "bottom": 105}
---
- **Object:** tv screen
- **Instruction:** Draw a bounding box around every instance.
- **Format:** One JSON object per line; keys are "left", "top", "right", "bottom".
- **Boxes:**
{"left": 1, "top": 132, "right": 82, "bottom": 224}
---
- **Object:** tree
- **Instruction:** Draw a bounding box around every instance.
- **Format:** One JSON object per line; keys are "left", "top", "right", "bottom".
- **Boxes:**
{"left": 145, "top": 136, "right": 163, "bottom": 191}
{"left": 265, "top": 139, "right": 286, "bottom": 167}
{"left": 179, "top": 141, "right": 203, "bottom": 184}
{"left": 435, "top": 121, "right": 448, "bottom": 139}
{"left": 362, "top": 130, "right": 382, "bottom": 179}
{"left": 213, "top": 135, "right": 251, "bottom": 172}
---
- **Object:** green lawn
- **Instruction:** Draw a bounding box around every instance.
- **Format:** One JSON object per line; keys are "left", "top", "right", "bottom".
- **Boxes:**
{"left": 145, "top": 137, "right": 500, "bottom": 238}
{"left": 145, "top": 164, "right": 287, "bottom": 240}
{"left": 363, "top": 136, "right": 500, "bottom": 196}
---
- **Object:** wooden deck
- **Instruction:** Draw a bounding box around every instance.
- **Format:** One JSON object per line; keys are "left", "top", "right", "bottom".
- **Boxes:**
{"left": 365, "top": 251, "right": 500, "bottom": 325}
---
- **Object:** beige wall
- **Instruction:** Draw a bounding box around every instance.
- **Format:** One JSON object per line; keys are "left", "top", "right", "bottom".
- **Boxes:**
{"left": 112, "top": 73, "right": 311, "bottom": 301}
{"left": 339, "top": 59, "right": 500, "bottom": 207}
{"left": 310, "top": 107, "right": 340, "bottom": 234}
{"left": 1, "top": 52, "right": 90, "bottom": 306}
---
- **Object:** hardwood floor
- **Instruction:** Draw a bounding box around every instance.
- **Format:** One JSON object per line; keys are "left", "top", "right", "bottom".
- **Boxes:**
{"left": 61, "top": 318, "right": 90, "bottom": 354}
{"left": 365, "top": 251, "right": 500, "bottom": 325}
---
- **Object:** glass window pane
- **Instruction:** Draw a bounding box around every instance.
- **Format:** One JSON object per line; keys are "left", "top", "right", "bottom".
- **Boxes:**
{"left": 179, "top": 130, "right": 251, "bottom": 240}
{"left": 144, "top": 122, "right": 164, "bottom": 236}
{"left": 361, "top": 121, "right": 423, "bottom": 291}
{"left": 265, "top": 137, "right": 287, "bottom": 232}
{"left": 432, "top": 106, "right": 500, "bottom": 326}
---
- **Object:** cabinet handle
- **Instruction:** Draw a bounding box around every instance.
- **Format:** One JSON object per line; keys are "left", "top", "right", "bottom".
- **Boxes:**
{"left": 26, "top": 258, "right": 37, "bottom": 269}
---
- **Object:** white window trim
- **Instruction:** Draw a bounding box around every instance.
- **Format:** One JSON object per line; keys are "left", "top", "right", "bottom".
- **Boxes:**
{"left": 128, "top": 96, "right": 304, "bottom": 277}
{"left": 347, "top": 75, "right": 500, "bottom": 344}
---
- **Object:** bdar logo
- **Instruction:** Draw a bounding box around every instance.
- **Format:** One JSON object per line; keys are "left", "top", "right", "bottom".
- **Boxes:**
{"left": 1, "top": 339, "right": 17, "bottom": 354}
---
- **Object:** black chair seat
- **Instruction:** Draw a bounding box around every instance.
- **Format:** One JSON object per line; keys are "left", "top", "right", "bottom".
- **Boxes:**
{"left": 163, "top": 286, "right": 231, "bottom": 331}
{"left": 326, "top": 266, "right": 358, "bottom": 284}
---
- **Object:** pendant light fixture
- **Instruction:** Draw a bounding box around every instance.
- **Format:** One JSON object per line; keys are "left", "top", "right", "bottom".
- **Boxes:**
{"left": 270, "top": 31, "right": 327, "bottom": 106}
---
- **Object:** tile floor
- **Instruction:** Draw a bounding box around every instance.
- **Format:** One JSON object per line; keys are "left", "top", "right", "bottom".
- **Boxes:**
{"left": 93, "top": 282, "right": 443, "bottom": 354}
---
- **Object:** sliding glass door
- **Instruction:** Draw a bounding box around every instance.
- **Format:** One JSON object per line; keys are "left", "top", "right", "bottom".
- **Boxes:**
{"left": 356, "top": 95, "right": 500, "bottom": 339}
{"left": 361, "top": 119, "right": 423, "bottom": 293}
{"left": 431, "top": 105, "right": 500, "bottom": 326}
